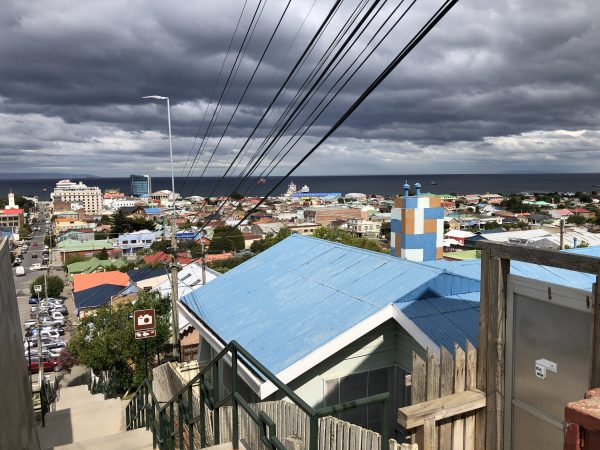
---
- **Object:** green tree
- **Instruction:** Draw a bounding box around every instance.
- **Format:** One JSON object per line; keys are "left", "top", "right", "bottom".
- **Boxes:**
{"left": 67, "top": 291, "right": 171, "bottom": 390}
{"left": 230, "top": 191, "right": 244, "bottom": 201}
{"left": 567, "top": 215, "right": 587, "bottom": 225}
{"left": 30, "top": 275, "right": 64, "bottom": 298}
{"left": 19, "top": 225, "right": 32, "bottom": 238}
{"left": 208, "top": 226, "right": 244, "bottom": 253}
{"left": 63, "top": 254, "right": 88, "bottom": 270}
{"left": 110, "top": 210, "right": 131, "bottom": 235}
{"left": 250, "top": 227, "right": 291, "bottom": 253}
{"left": 97, "top": 247, "right": 109, "bottom": 260}
{"left": 312, "top": 227, "right": 385, "bottom": 253}
{"left": 44, "top": 234, "right": 56, "bottom": 247}
{"left": 207, "top": 254, "right": 254, "bottom": 273}
{"left": 150, "top": 239, "right": 171, "bottom": 253}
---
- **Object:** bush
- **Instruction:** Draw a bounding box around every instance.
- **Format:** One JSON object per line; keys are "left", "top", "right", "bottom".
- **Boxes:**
{"left": 30, "top": 275, "right": 64, "bottom": 298}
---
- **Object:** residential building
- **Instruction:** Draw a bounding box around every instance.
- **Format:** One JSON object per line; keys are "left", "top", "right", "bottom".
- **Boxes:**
{"left": 287, "top": 223, "right": 320, "bottom": 236}
{"left": 346, "top": 218, "right": 382, "bottom": 238}
{"left": 51, "top": 179, "right": 103, "bottom": 215}
{"left": 0, "top": 208, "right": 24, "bottom": 233}
{"left": 251, "top": 222, "right": 287, "bottom": 238}
{"left": 479, "top": 193, "right": 504, "bottom": 204}
{"left": 130, "top": 174, "right": 152, "bottom": 197}
{"left": 57, "top": 239, "right": 122, "bottom": 262}
{"left": 303, "top": 206, "right": 363, "bottom": 226}
{"left": 118, "top": 230, "right": 159, "bottom": 255}
{"left": 179, "top": 234, "right": 481, "bottom": 436}
{"left": 150, "top": 190, "right": 176, "bottom": 207}
{"left": 54, "top": 218, "right": 94, "bottom": 234}
{"left": 72, "top": 271, "right": 136, "bottom": 317}
{"left": 67, "top": 257, "right": 128, "bottom": 276}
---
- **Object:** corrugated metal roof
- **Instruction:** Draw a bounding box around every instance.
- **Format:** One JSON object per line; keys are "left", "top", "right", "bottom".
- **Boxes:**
{"left": 181, "top": 235, "right": 480, "bottom": 375}
{"left": 398, "top": 292, "right": 480, "bottom": 351}
{"left": 425, "top": 245, "right": 600, "bottom": 291}
{"left": 74, "top": 284, "right": 127, "bottom": 310}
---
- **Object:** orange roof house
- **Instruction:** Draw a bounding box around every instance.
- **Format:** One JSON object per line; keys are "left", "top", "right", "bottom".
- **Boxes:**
{"left": 73, "top": 271, "right": 131, "bottom": 293}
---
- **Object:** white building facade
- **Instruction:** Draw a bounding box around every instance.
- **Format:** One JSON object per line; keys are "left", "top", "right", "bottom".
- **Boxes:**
{"left": 51, "top": 180, "right": 103, "bottom": 215}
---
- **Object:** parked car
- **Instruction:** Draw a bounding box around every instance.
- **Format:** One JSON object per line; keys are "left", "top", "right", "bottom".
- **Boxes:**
{"left": 13, "top": 257, "right": 22, "bottom": 266}
{"left": 27, "top": 356, "right": 61, "bottom": 374}
{"left": 28, "top": 297, "right": 39, "bottom": 305}
{"left": 15, "top": 266, "right": 25, "bottom": 276}
{"left": 29, "top": 263, "right": 42, "bottom": 271}
{"left": 32, "top": 242, "right": 38, "bottom": 247}
{"left": 31, "top": 253, "right": 38, "bottom": 258}
{"left": 24, "top": 319, "right": 37, "bottom": 329}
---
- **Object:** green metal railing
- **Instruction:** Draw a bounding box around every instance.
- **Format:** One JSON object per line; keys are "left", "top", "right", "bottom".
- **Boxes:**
{"left": 125, "top": 340, "right": 390, "bottom": 450}
{"left": 86, "top": 368, "right": 118, "bottom": 400}
{"left": 39, "top": 374, "right": 61, "bottom": 427}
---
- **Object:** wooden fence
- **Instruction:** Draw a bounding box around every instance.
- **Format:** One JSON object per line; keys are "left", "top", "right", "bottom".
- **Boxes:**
{"left": 398, "top": 341, "right": 485, "bottom": 450}
{"left": 155, "top": 362, "right": 417, "bottom": 450}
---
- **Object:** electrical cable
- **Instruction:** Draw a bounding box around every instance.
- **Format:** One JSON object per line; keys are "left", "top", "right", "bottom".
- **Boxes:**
{"left": 203, "top": 0, "right": 459, "bottom": 240}
{"left": 179, "top": 0, "right": 250, "bottom": 181}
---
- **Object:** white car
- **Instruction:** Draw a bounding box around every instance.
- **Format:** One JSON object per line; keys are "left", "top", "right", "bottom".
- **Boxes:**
{"left": 29, "top": 263, "right": 42, "bottom": 271}
{"left": 15, "top": 266, "right": 25, "bottom": 276}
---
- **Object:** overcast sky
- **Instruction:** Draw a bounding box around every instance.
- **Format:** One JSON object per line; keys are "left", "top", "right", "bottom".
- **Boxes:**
{"left": 0, "top": 0, "right": 599, "bottom": 179}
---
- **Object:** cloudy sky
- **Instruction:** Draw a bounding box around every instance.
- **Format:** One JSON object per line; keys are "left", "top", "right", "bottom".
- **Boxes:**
{"left": 0, "top": 0, "right": 599, "bottom": 179}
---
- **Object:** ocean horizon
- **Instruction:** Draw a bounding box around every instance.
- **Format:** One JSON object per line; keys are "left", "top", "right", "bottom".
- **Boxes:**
{"left": 2, "top": 173, "right": 600, "bottom": 200}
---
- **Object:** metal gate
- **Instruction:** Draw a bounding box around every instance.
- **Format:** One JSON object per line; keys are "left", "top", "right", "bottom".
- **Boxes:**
{"left": 504, "top": 275, "right": 594, "bottom": 450}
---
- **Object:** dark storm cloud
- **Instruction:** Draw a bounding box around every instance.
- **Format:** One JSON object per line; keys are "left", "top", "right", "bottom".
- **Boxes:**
{"left": 0, "top": 0, "right": 599, "bottom": 177}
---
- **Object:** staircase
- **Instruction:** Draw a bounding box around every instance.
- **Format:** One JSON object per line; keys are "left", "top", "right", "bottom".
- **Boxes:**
{"left": 38, "top": 382, "right": 153, "bottom": 449}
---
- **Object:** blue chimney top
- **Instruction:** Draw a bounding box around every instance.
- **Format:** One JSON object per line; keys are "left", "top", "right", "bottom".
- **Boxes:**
{"left": 415, "top": 182, "right": 421, "bottom": 196}
{"left": 403, "top": 181, "right": 410, "bottom": 197}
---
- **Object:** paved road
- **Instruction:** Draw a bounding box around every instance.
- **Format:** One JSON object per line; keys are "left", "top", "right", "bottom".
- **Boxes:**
{"left": 12, "top": 212, "right": 77, "bottom": 385}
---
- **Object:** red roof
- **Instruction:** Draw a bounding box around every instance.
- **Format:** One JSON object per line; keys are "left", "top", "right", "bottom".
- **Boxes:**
{"left": 570, "top": 208, "right": 591, "bottom": 213}
{"left": 0, "top": 208, "right": 24, "bottom": 215}
{"left": 205, "top": 252, "right": 235, "bottom": 262}
{"left": 142, "top": 251, "right": 196, "bottom": 266}
{"left": 73, "top": 271, "right": 130, "bottom": 293}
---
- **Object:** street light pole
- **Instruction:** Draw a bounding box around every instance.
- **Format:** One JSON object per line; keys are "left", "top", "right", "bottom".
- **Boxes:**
{"left": 143, "top": 95, "right": 180, "bottom": 360}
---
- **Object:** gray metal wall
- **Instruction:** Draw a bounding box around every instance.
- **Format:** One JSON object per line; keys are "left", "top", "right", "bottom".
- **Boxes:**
{"left": 0, "top": 238, "right": 40, "bottom": 449}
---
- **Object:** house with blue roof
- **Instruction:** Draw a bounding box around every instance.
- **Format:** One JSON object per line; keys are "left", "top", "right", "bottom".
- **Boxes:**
{"left": 180, "top": 234, "right": 481, "bottom": 433}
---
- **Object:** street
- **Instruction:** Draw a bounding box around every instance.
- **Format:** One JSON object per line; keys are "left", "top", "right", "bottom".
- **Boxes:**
{"left": 12, "top": 211, "right": 77, "bottom": 384}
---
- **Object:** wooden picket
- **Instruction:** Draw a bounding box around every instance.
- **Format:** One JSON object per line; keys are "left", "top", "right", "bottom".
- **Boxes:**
{"left": 398, "top": 340, "right": 485, "bottom": 450}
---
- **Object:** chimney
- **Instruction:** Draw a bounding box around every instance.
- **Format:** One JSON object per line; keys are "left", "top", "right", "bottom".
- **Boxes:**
{"left": 390, "top": 182, "right": 444, "bottom": 262}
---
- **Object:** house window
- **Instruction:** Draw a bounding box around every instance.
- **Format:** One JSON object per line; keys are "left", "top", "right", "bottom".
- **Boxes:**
{"left": 131, "top": 240, "right": 137, "bottom": 244}
{"left": 324, "top": 366, "right": 408, "bottom": 436}
{"left": 122, "top": 240, "right": 129, "bottom": 244}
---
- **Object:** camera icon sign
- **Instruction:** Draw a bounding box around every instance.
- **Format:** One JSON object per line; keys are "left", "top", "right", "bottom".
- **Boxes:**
{"left": 134, "top": 309, "right": 156, "bottom": 331}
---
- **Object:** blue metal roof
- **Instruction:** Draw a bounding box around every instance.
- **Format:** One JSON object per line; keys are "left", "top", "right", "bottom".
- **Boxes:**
{"left": 128, "top": 267, "right": 167, "bottom": 282}
{"left": 425, "top": 245, "right": 600, "bottom": 291}
{"left": 181, "top": 234, "right": 480, "bottom": 375}
{"left": 398, "top": 291, "right": 480, "bottom": 351}
{"left": 74, "top": 284, "right": 127, "bottom": 311}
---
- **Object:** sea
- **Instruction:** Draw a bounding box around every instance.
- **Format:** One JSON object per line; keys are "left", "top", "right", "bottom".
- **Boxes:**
{"left": 2, "top": 173, "right": 600, "bottom": 201}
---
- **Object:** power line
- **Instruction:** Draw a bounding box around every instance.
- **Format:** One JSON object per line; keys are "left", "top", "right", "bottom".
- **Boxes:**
{"left": 180, "top": 0, "right": 267, "bottom": 195}
{"left": 189, "top": 0, "right": 344, "bottom": 209}
{"left": 195, "top": 0, "right": 385, "bottom": 228}
{"left": 179, "top": 0, "right": 250, "bottom": 181}
{"left": 203, "top": 0, "right": 459, "bottom": 240}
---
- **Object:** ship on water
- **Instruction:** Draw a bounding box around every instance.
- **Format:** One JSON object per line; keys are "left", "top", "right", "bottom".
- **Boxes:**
{"left": 284, "top": 181, "right": 310, "bottom": 197}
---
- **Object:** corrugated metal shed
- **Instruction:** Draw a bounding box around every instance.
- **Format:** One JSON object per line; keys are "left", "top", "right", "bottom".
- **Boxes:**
{"left": 181, "top": 235, "right": 480, "bottom": 375}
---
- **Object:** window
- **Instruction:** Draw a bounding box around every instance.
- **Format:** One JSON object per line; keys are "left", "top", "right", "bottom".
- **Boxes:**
{"left": 131, "top": 240, "right": 137, "bottom": 244}
{"left": 122, "top": 240, "right": 129, "bottom": 244}
{"left": 324, "top": 366, "right": 408, "bottom": 436}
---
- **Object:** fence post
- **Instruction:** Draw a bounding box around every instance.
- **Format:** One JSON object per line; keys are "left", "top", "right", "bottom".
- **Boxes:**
{"left": 381, "top": 395, "right": 390, "bottom": 450}
{"left": 213, "top": 360, "right": 221, "bottom": 444}
{"left": 309, "top": 415, "right": 318, "bottom": 450}
{"left": 199, "top": 374, "right": 207, "bottom": 447}
{"left": 188, "top": 386, "right": 195, "bottom": 450}
{"left": 232, "top": 348, "right": 239, "bottom": 449}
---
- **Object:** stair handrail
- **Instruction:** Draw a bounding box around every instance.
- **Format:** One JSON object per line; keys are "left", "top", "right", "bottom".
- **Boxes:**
{"left": 126, "top": 340, "right": 390, "bottom": 450}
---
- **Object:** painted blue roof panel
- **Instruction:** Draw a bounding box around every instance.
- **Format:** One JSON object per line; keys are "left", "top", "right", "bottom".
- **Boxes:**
{"left": 398, "top": 291, "right": 480, "bottom": 350}
{"left": 181, "top": 235, "right": 480, "bottom": 374}
{"left": 74, "top": 284, "right": 125, "bottom": 310}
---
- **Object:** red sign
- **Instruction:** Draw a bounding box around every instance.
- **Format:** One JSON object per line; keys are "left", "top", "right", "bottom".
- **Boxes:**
{"left": 134, "top": 309, "right": 156, "bottom": 331}
{"left": 135, "top": 329, "right": 156, "bottom": 339}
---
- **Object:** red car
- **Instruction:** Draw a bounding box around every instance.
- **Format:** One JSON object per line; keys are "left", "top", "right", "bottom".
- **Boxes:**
{"left": 32, "top": 242, "right": 38, "bottom": 247}
{"left": 27, "top": 357, "right": 60, "bottom": 374}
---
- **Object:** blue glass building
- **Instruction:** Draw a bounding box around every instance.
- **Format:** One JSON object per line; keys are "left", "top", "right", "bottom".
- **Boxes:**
{"left": 130, "top": 174, "right": 151, "bottom": 197}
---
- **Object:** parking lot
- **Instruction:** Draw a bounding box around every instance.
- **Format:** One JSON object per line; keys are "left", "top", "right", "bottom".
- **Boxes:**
{"left": 13, "top": 213, "right": 77, "bottom": 384}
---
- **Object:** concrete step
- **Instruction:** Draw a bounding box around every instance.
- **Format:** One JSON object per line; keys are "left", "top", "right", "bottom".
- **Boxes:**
{"left": 39, "top": 399, "right": 125, "bottom": 449}
{"left": 205, "top": 442, "right": 249, "bottom": 450}
{"left": 49, "top": 428, "right": 153, "bottom": 450}
{"left": 54, "top": 386, "right": 107, "bottom": 410}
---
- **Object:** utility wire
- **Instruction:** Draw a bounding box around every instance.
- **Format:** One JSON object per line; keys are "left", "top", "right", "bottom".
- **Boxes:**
{"left": 179, "top": 0, "right": 250, "bottom": 182}
{"left": 203, "top": 0, "right": 459, "bottom": 240}
{"left": 181, "top": 0, "right": 266, "bottom": 195}
{"left": 195, "top": 0, "right": 384, "bottom": 228}
{"left": 190, "top": 0, "right": 343, "bottom": 209}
